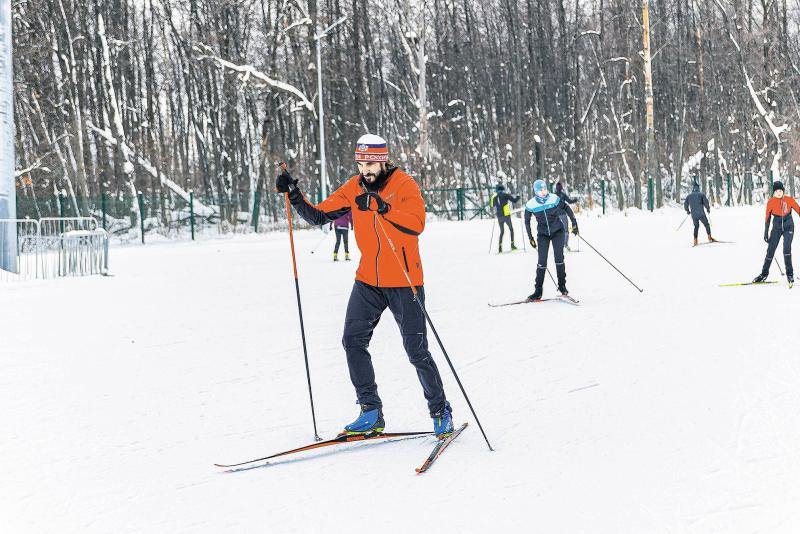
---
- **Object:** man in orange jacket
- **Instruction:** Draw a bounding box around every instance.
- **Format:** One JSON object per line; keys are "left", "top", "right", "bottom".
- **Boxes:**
{"left": 753, "top": 181, "right": 800, "bottom": 286}
{"left": 275, "top": 134, "right": 453, "bottom": 438}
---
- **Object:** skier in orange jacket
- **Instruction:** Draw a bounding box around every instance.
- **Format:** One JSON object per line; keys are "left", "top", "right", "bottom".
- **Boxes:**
{"left": 753, "top": 181, "right": 800, "bottom": 286}
{"left": 275, "top": 134, "right": 453, "bottom": 438}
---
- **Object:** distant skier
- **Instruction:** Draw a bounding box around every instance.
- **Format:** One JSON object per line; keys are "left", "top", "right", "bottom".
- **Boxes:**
{"left": 524, "top": 179, "right": 579, "bottom": 300}
{"left": 555, "top": 182, "right": 578, "bottom": 250}
{"left": 684, "top": 182, "right": 715, "bottom": 246}
{"left": 331, "top": 211, "right": 353, "bottom": 261}
{"left": 489, "top": 184, "right": 520, "bottom": 252}
{"left": 753, "top": 181, "right": 800, "bottom": 286}
{"left": 275, "top": 133, "right": 454, "bottom": 438}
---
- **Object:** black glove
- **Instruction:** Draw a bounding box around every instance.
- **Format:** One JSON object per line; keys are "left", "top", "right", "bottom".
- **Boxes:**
{"left": 685, "top": 211, "right": 690, "bottom": 215}
{"left": 571, "top": 226, "right": 579, "bottom": 236}
{"left": 764, "top": 223, "right": 770, "bottom": 243}
{"left": 355, "top": 192, "right": 390, "bottom": 214}
{"left": 764, "top": 233, "right": 769, "bottom": 243}
{"left": 275, "top": 167, "right": 298, "bottom": 193}
{"left": 529, "top": 237, "right": 537, "bottom": 248}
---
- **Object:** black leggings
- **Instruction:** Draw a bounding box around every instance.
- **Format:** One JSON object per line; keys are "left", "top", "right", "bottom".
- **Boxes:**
{"left": 334, "top": 228, "right": 349, "bottom": 253}
{"left": 342, "top": 281, "right": 446, "bottom": 417}
{"left": 534, "top": 230, "right": 567, "bottom": 289}
{"left": 692, "top": 215, "right": 711, "bottom": 239}
{"left": 498, "top": 215, "right": 514, "bottom": 244}
{"left": 761, "top": 224, "right": 794, "bottom": 277}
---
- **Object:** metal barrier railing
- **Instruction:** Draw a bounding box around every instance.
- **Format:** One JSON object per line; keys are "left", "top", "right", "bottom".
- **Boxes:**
{"left": 0, "top": 217, "right": 109, "bottom": 281}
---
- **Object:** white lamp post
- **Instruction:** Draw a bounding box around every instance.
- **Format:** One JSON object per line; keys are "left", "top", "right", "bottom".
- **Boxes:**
{"left": 314, "top": 16, "right": 347, "bottom": 200}
{"left": 0, "top": 0, "right": 16, "bottom": 272}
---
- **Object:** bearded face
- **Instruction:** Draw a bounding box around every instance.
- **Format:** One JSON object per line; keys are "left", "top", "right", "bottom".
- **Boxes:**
{"left": 357, "top": 161, "right": 386, "bottom": 183}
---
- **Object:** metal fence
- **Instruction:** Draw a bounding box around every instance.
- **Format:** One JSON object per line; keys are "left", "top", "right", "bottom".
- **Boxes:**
{"left": 0, "top": 217, "right": 109, "bottom": 282}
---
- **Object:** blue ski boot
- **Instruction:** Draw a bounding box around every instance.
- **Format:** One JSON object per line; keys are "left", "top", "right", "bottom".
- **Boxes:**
{"left": 432, "top": 402, "right": 454, "bottom": 439}
{"left": 342, "top": 407, "right": 385, "bottom": 436}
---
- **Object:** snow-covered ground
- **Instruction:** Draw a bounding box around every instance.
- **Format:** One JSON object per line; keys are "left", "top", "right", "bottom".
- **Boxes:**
{"left": 2, "top": 205, "right": 799, "bottom": 533}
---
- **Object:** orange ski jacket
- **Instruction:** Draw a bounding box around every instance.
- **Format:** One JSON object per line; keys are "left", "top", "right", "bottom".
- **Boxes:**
{"left": 289, "top": 168, "right": 426, "bottom": 287}
{"left": 764, "top": 196, "right": 800, "bottom": 223}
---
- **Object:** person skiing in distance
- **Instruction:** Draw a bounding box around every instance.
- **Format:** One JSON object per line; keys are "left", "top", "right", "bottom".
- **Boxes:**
{"left": 489, "top": 184, "right": 520, "bottom": 252}
{"left": 554, "top": 182, "right": 578, "bottom": 250}
{"left": 275, "top": 133, "right": 454, "bottom": 438}
{"left": 753, "top": 181, "right": 800, "bottom": 286}
{"left": 331, "top": 211, "right": 353, "bottom": 261}
{"left": 524, "top": 179, "right": 579, "bottom": 300}
{"left": 684, "top": 182, "right": 715, "bottom": 246}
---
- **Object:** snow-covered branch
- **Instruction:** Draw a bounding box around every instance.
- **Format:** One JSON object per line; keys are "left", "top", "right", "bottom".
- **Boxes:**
{"left": 87, "top": 122, "right": 215, "bottom": 217}
{"left": 194, "top": 44, "right": 316, "bottom": 115}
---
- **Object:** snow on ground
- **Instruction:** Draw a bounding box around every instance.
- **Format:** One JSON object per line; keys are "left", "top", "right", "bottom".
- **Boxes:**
{"left": 2, "top": 205, "right": 800, "bottom": 533}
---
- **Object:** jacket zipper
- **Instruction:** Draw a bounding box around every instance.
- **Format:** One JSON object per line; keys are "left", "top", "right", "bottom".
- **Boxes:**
{"left": 544, "top": 207, "right": 551, "bottom": 236}
{"left": 373, "top": 214, "right": 381, "bottom": 286}
{"left": 402, "top": 247, "right": 410, "bottom": 272}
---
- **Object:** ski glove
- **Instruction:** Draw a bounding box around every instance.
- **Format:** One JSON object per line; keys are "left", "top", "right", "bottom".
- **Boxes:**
{"left": 275, "top": 168, "right": 298, "bottom": 193}
{"left": 530, "top": 237, "right": 537, "bottom": 248}
{"left": 764, "top": 233, "right": 770, "bottom": 243}
{"left": 355, "top": 192, "right": 390, "bottom": 214}
{"left": 571, "top": 226, "right": 579, "bottom": 236}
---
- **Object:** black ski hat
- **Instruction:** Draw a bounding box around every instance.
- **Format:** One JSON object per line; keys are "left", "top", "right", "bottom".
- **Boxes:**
{"left": 692, "top": 181, "right": 700, "bottom": 192}
{"left": 773, "top": 181, "right": 785, "bottom": 192}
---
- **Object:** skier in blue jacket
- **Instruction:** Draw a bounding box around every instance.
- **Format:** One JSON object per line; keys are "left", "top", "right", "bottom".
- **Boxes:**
{"left": 524, "top": 180, "right": 579, "bottom": 300}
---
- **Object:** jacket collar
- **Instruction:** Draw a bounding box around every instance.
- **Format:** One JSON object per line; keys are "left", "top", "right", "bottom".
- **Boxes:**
{"left": 360, "top": 166, "right": 398, "bottom": 192}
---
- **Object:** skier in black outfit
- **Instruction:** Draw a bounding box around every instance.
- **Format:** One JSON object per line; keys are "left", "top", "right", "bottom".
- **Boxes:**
{"left": 524, "top": 179, "right": 579, "bottom": 300}
{"left": 555, "top": 182, "right": 578, "bottom": 250}
{"left": 684, "top": 182, "right": 715, "bottom": 246}
{"left": 490, "top": 184, "right": 520, "bottom": 252}
{"left": 753, "top": 181, "right": 800, "bottom": 285}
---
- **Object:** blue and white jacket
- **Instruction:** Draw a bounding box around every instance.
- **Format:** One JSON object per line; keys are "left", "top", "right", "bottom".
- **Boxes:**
{"left": 524, "top": 193, "right": 578, "bottom": 238}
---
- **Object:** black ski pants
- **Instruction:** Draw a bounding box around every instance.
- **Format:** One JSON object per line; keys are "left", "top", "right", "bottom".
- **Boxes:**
{"left": 498, "top": 215, "right": 515, "bottom": 246}
{"left": 761, "top": 224, "right": 794, "bottom": 278}
{"left": 692, "top": 214, "right": 711, "bottom": 239}
{"left": 334, "top": 228, "right": 349, "bottom": 254}
{"left": 342, "top": 281, "right": 447, "bottom": 417}
{"left": 534, "top": 230, "right": 567, "bottom": 290}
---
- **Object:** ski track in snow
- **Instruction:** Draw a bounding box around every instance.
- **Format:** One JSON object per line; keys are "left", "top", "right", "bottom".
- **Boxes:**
{"left": 2, "top": 206, "right": 800, "bottom": 533}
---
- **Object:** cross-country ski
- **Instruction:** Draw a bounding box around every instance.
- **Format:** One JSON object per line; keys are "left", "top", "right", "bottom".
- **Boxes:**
{"left": 215, "top": 430, "right": 433, "bottom": 471}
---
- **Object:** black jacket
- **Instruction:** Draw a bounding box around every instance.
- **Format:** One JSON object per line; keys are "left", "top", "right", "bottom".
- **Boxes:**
{"left": 490, "top": 191, "right": 520, "bottom": 218}
{"left": 684, "top": 190, "right": 709, "bottom": 218}
{"left": 556, "top": 190, "right": 577, "bottom": 204}
{"left": 524, "top": 194, "right": 578, "bottom": 238}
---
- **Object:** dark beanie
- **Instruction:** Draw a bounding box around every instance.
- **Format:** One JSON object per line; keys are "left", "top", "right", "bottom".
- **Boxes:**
{"left": 495, "top": 184, "right": 505, "bottom": 192}
{"left": 773, "top": 181, "right": 785, "bottom": 192}
{"left": 555, "top": 182, "right": 564, "bottom": 192}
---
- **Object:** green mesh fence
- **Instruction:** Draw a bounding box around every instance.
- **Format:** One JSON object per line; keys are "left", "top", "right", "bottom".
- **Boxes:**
{"left": 14, "top": 186, "right": 503, "bottom": 242}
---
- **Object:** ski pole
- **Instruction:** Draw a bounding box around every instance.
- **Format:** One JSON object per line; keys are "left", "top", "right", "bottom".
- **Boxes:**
{"left": 280, "top": 163, "right": 321, "bottom": 441}
{"left": 366, "top": 191, "right": 493, "bottom": 452}
{"left": 488, "top": 218, "right": 496, "bottom": 255}
{"left": 774, "top": 256, "right": 785, "bottom": 276}
{"left": 309, "top": 228, "right": 329, "bottom": 254}
{"left": 676, "top": 214, "right": 689, "bottom": 231}
{"left": 546, "top": 266, "right": 557, "bottom": 288}
{"left": 579, "top": 234, "right": 644, "bottom": 293}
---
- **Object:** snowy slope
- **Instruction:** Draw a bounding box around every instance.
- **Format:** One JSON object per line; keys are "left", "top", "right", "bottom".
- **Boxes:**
{"left": 2, "top": 206, "right": 799, "bottom": 533}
